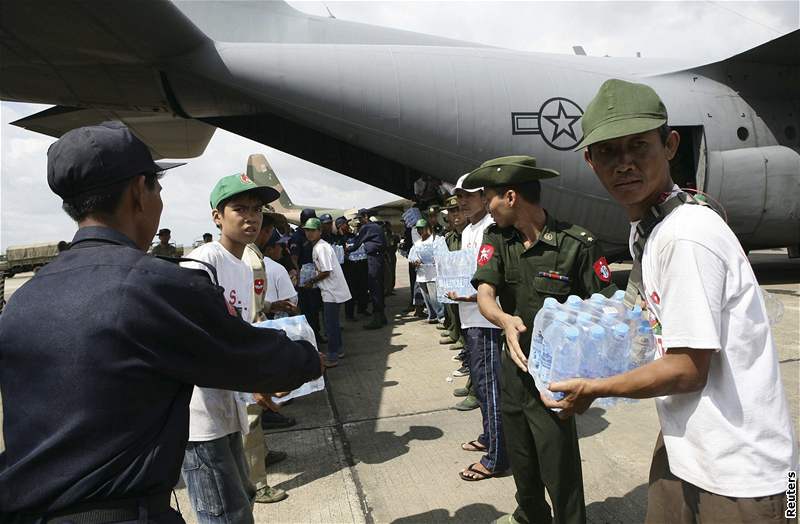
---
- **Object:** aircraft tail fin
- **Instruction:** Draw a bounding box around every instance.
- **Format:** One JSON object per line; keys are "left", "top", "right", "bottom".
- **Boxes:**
{"left": 246, "top": 154, "right": 300, "bottom": 215}
{"left": 705, "top": 29, "right": 799, "bottom": 67}
{"left": 11, "top": 106, "right": 215, "bottom": 159}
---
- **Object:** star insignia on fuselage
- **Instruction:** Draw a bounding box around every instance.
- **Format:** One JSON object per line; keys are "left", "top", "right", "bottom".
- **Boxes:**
{"left": 542, "top": 101, "right": 581, "bottom": 142}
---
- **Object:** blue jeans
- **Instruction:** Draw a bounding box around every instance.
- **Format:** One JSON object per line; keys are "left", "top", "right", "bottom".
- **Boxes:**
{"left": 466, "top": 327, "right": 508, "bottom": 472}
{"left": 323, "top": 301, "right": 342, "bottom": 361}
{"left": 182, "top": 433, "right": 255, "bottom": 524}
{"left": 419, "top": 281, "right": 444, "bottom": 320}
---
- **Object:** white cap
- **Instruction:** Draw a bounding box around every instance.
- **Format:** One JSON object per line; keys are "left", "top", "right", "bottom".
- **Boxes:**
{"left": 455, "top": 173, "right": 482, "bottom": 193}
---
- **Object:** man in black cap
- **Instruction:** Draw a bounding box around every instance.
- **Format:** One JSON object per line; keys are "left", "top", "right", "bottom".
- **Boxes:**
{"left": 0, "top": 122, "right": 322, "bottom": 523}
{"left": 333, "top": 216, "right": 361, "bottom": 321}
{"left": 348, "top": 208, "right": 387, "bottom": 329}
{"left": 202, "top": 232, "right": 213, "bottom": 243}
{"left": 319, "top": 213, "right": 335, "bottom": 243}
{"left": 150, "top": 228, "right": 179, "bottom": 257}
{"left": 289, "top": 208, "right": 324, "bottom": 343}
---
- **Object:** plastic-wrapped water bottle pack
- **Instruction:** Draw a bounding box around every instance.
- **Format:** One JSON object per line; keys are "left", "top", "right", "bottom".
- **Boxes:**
{"left": 434, "top": 248, "right": 478, "bottom": 304}
{"left": 402, "top": 207, "right": 423, "bottom": 229}
{"left": 347, "top": 245, "right": 368, "bottom": 262}
{"left": 332, "top": 244, "right": 345, "bottom": 265}
{"left": 529, "top": 290, "right": 656, "bottom": 409}
{"left": 298, "top": 263, "right": 318, "bottom": 287}
{"left": 252, "top": 315, "right": 326, "bottom": 403}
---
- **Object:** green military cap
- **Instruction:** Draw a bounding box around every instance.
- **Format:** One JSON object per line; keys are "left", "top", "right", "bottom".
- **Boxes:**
{"left": 442, "top": 195, "right": 458, "bottom": 209}
{"left": 209, "top": 173, "right": 280, "bottom": 209}
{"left": 302, "top": 217, "right": 321, "bottom": 230}
{"left": 414, "top": 218, "right": 429, "bottom": 228}
{"left": 575, "top": 79, "right": 667, "bottom": 150}
{"left": 461, "top": 155, "right": 558, "bottom": 190}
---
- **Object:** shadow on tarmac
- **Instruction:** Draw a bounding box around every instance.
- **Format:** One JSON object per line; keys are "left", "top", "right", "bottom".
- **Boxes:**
{"left": 576, "top": 406, "right": 611, "bottom": 440}
{"left": 390, "top": 503, "right": 505, "bottom": 523}
{"left": 586, "top": 482, "right": 649, "bottom": 523}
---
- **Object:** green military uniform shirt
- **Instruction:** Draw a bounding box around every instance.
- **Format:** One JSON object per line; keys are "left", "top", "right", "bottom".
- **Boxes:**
{"left": 472, "top": 212, "right": 615, "bottom": 354}
{"left": 444, "top": 230, "right": 462, "bottom": 251}
{"left": 150, "top": 243, "right": 179, "bottom": 257}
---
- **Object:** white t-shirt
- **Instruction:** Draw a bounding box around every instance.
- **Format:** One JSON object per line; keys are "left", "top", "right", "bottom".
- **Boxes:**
{"left": 458, "top": 213, "right": 497, "bottom": 329}
{"left": 312, "top": 239, "right": 352, "bottom": 304}
{"left": 264, "top": 256, "right": 298, "bottom": 304}
{"left": 181, "top": 241, "right": 252, "bottom": 441}
{"left": 412, "top": 235, "right": 437, "bottom": 282}
{"left": 636, "top": 203, "right": 797, "bottom": 497}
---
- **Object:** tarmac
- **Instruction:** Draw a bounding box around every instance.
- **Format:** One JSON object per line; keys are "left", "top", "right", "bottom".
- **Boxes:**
{"left": 0, "top": 249, "right": 798, "bottom": 523}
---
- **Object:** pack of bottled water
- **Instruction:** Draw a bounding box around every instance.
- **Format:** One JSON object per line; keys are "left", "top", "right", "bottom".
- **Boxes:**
{"left": 348, "top": 245, "right": 368, "bottom": 262}
{"left": 251, "top": 315, "right": 326, "bottom": 404}
{"left": 298, "top": 263, "right": 318, "bottom": 287}
{"left": 409, "top": 242, "right": 435, "bottom": 265}
{"left": 529, "top": 289, "right": 656, "bottom": 409}
{"left": 402, "top": 207, "right": 423, "bottom": 228}
{"left": 434, "top": 248, "right": 478, "bottom": 304}
{"left": 332, "top": 244, "right": 345, "bottom": 265}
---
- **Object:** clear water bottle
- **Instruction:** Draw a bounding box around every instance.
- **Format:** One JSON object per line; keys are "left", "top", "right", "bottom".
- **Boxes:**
{"left": 629, "top": 319, "right": 654, "bottom": 371}
{"left": 579, "top": 324, "right": 606, "bottom": 378}
{"left": 547, "top": 326, "right": 581, "bottom": 400}
{"left": 606, "top": 323, "right": 631, "bottom": 377}
{"left": 530, "top": 297, "right": 560, "bottom": 372}
{"left": 537, "top": 311, "right": 569, "bottom": 389}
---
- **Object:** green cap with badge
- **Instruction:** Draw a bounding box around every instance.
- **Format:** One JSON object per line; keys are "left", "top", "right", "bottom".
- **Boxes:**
{"left": 302, "top": 217, "right": 321, "bottom": 230}
{"left": 574, "top": 79, "right": 668, "bottom": 150}
{"left": 442, "top": 195, "right": 458, "bottom": 209}
{"left": 210, "top": 173, "right": 280, "bottom": 209}
{"left": 461, "top": 155, "right": 559, "bottom": 190}
{"left": 414, "top": 218, "right": 429, "bottom": 228}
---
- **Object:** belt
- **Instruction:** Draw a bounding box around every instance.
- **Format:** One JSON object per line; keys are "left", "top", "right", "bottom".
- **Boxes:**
{"left": 40, "top": 492, "right": 173, "bottom": 524}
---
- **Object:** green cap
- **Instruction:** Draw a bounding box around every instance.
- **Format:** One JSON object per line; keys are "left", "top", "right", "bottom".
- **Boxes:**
{"left": 442, "top": 195, "right": 458, "bottom": 209}
{"left": 414, "top": 218, "right": 428, "bottom": 228}
{"left": 575, "top": 79, "right": 667, "bottom": 150}
{"left": 302, "top": 217, "right": 321, "bottom": 230}
{"left": 462, "top": 155, "right": 558, "bottom": 190}
{"left": 209, "top": 173, "right": 280, "bottom": 209}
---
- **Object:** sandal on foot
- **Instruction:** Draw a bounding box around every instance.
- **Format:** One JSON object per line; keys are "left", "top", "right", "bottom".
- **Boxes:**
{"left": 459, "top": 463, "right": 498, "bottom": 481}
{"left": 460, "top": 440, "right": 487, "bottom": 452}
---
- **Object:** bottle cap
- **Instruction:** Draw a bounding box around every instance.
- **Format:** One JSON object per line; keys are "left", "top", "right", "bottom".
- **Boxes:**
{"left": 590, "top": 325, "right": 605, "bottom": 339}
{"left": 590, "top": 293, "right": 605, "bottom": 303}
{"left": 577, "top": 312, "right": 593, "bottom": 324}
{"left": 555, "top": 311, "right": 569, "bottom": 322}
{"left": 601, "top": 313, "right": 617, "bottom": 324}
{"left": 626, "top": 305, "right": 642, "bottom": 319}
{"left": 613, "top": 323, "right": 630, "bottom": 337}
{"left": 566, "top": 295, "right": 582, "bottom": 306}
{"left": 612, "top": 289, "right": 626, "bottom": 302}
{"left": 565, "top": 326, "right": 580, "bottom": 340}
{"left": 543, "top": 297, "right": 558, "bottom": 309}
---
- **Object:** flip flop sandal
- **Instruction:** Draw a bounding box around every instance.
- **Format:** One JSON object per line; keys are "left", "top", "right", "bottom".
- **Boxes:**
{"left": 459, "top": 463, "right": 497, "bottom": 482}
{"left": 460, "top": 440, "right": 487, "bottom": 452}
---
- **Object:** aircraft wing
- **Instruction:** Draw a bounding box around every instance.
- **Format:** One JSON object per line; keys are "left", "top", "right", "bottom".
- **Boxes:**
{"left": 11, "top": 106, "right": 215, "bottom": 160}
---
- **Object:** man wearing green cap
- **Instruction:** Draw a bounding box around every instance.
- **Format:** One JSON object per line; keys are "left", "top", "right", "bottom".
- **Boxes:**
{"left": 544, "top": 79, "right": 796, "bottom": 523}
{"left": 464, "top": 155, "right": 616, "bottom": 524}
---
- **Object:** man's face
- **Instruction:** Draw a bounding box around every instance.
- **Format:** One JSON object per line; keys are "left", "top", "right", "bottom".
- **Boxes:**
{"left": 213, "top": 193, "right": 264, "bottom": 246}
{"left": 321, "top": 222, "right": 333, "bottom": 235}
{"left": 456, "top": 189, "right": 485, "bottom": 221}
{"left": 338, "top": 223, "right": 351, "bottom": 235}
{"left": 305, "top": 228, "right": 321, "bottom": 242}
{"left": 203, "top": 235, "right": 212, "bottom": 243}
{"left": 417, "top": 226, "right": 431, "bottom": 240}
{"left": 255, "top": 224, "right": 275, "bottom": 251}
{"left": 448, "top": 207, "right": 465, "bottom": 230}
{"left": 265, "top": 244, "right": 283, "bottom": 261}
{"left": 140, "top": 177, "right": 164, "bottom": 248}
{"left": 358, "top": 214, "right": 368, "bottom": 225}
{"left": 585, "top": 129, "right": 679, "bottom": 209}
{"left": 428, "top": 212, "right": 439, "bottom": 225}
{"left": 484, "top": 187, "right": 515, "bottom": 228}
{"left": 158, "top": 232, "right": 170, "bottom": 245}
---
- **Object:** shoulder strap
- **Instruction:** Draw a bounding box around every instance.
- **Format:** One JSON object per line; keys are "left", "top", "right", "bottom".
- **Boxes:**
{"left": 623, "top": 192, "right": 696, "bottom": 308}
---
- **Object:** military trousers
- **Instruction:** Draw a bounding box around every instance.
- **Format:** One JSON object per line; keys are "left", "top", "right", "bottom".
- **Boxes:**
{"left": 367, "top": 254, "right": 385, "bottom": 313}
{"left": 500, "top": 348, "right": 585, "bottom": 524}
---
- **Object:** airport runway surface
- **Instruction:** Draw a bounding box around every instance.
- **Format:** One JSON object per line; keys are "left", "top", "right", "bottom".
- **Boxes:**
{"left": 1, "top": 250, "right": 797, "bottom": 523}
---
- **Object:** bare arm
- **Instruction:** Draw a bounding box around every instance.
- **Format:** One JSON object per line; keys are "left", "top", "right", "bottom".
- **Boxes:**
{"left": 543, "top": 348, "right": 713, "bottom": 418}
{"left": 477, "top": 282, "right": 529, "bottom": 371}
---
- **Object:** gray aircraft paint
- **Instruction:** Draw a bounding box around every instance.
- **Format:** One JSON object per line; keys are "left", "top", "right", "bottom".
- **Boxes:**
{"left": 1, "top": 0, "right": 797, "bottom": 254}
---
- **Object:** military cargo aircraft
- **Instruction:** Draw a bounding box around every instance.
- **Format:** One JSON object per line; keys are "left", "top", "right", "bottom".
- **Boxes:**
{"left": 2, "top": 1, "right": 798, "bottom": 256}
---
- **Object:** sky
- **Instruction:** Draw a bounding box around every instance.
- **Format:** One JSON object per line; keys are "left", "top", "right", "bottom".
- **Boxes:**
{"left": 1, "top": 1, "right": 798, "bottom": 251}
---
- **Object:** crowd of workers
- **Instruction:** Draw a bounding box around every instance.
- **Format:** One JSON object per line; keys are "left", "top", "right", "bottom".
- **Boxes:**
{"left": 0, "top": 79, "right": 796, "bottom": 524}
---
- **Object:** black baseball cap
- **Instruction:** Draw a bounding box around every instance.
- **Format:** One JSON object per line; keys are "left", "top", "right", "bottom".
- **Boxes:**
{"left": 300, "top": 208, "right": 317, "bottom": 224}
{"left": 319, "top": 213, "right": 333, "bottom": 224}
{"left": 358, "top": 208, "right": 371, "bottom": 216}
{"left": 335, "top": 216, "right": 348, "bottom": 227}
{"left": 47, "top": 121, "right": 184, "bottom": 200}
{"left": 157, "top": 228, "right": 171, "bottom": 236}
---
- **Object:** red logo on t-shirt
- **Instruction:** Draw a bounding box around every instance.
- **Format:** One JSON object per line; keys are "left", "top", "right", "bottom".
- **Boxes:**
{"left": 254, "top": 278, "right": 264, "bottom": 295}
{"left": 477, "top": 244, "right": 495, "bottom": 267}
{"left": 593, "top": 257, "right": 611, "bottom": 282}
{"left": 650, "top": 291, "right": 661, "bottom": 305}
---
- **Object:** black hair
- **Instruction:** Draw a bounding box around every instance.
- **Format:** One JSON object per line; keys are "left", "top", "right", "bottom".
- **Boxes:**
{"left": 202, "top": 232, "right": 212, "bottom": 239}
{"left": 493, "top": 180, "right": 542, "bottom": 205}
{"left": 586, "top": 123, "right": 671, "bottom": 159}
{"left": 62, "top": 172, "right": 160, "bottom": 222}
{"left": 261, "top": 213, "right": 276, "bottom": 230}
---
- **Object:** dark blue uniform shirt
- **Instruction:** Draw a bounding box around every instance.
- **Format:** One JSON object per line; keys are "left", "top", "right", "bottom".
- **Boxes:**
{"left": 350, "top": 223, "right": 386, "bottom": 256}
{"left": 288, "top": 228, "right": 313, "bottom": 265}
{"left": 0, "top": 227, "right": 320, "bottom": 516}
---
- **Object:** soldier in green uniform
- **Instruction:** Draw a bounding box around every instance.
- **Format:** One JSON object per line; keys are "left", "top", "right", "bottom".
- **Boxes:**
{"left": 149, "top": 228, "right": 179, "bottom": 257}
{"left": 464, "top": 156, "right": 616, "bottom": 524}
